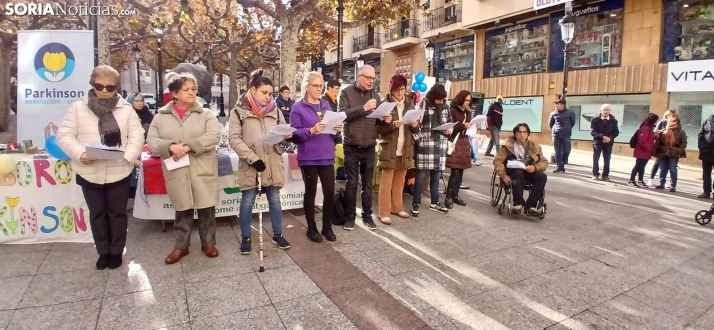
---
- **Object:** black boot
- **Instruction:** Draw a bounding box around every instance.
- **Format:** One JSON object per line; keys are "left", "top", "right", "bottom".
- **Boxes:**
{"left": 321, "top": 222, "right": 337, "bottom": 242}
{"left": 306, "top": 222, "right": 323, "bottom": 243}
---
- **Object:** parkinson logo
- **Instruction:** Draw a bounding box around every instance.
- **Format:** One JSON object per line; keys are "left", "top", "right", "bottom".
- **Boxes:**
{"left": 34, "top": 43, "right": 75, "bottom": 82}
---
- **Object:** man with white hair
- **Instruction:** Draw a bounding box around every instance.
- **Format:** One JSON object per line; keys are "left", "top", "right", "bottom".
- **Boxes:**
{"left": 338, "top": 64, "right": 392, "bottom": 230}
{"left": 590, "top": 103, "right": 619, "bottom": 181}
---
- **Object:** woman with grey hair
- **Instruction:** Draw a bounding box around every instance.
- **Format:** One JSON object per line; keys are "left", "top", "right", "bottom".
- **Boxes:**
{"left": 147, "top": 72, "right": 222, "bottom": 264}
{"left": 57, "top": 65, "right": 145, "bottom": 270}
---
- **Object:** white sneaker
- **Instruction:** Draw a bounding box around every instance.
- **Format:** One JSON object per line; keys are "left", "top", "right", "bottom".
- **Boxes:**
{"left": 472, "top": 160, "right": 483, "bottom": 166}
{"left": 646, "top": 178, "right": 653, "bottom": 187}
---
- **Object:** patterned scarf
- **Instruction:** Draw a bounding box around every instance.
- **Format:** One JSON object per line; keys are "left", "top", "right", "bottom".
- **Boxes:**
{"left": 664, "top": 121, "right": 679, "bottom": 146}
{"left": 87, "top": 90, "right": 122, "bottom": 147}
{"left": 244, "top": 92, "right": 275, "bottom": 117}
{"left": 430, "top": 102, "right": 446, "bottom": 139}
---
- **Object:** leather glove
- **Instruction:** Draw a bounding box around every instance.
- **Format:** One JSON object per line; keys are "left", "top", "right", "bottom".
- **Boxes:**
{"left": 251, "top": 159, "right": 266, "bottom": 172}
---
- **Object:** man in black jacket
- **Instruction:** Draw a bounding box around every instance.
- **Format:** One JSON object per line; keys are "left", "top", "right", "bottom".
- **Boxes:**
{"left": 485, "top": 95, "right": 504, "bottom": 157}
{"left": 276, "top": 86, "right": 294, "bottom": 123}
{"left": 338, "top": 65, "right": 392, "bottom": 230}
{"left": 590, "top": 104, "right": 619, "bottom": 181}
{"left": 323, "top": 79, "right": 345, "bottom": 180}
{"left": 698, "top": 114, "right": 714, "bottom": 198}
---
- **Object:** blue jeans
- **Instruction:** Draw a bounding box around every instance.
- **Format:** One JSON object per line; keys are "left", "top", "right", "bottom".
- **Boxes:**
{"left": 413, "top": 169, "right": 441, "bottom": 205}
{"left": 553, "top": 136, "right": 572, "bottom": 170}
{"left": 470, "top": 137, "right": 478, "bottom": 162}
{"left": 239, "top": 185, "right": 282, "bottom": 238}
{"left": 659, "top": 157, "right": 679, "bottom": 188}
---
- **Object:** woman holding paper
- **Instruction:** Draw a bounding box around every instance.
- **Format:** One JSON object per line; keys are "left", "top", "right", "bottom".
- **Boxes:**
{"left": 147, "top": 72, "right": 222, "bottom": 264}
{"left": 229, "top": 70, "right": 292, "bottom": 254}
{"left": 444, "top": 90, "right": 473, "bottom": 209}
{"left": 290, "top": 72, "right": 343, "bottom": 242}
{"left": 56, "top": 65, "right": 144, "bottom": 270}
{"left": 411, "top": 84, "right": 451, "bottom": 216}
{"left": 376, "top": 75, "right": 419, "bottom": 224}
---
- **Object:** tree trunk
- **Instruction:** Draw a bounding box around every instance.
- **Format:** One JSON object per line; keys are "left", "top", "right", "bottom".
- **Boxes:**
{"left": 228, "top": 49, "right": 238, "bottom": 111}
{"left": 279, "top": 15, "right": 304, "bottom": 92}
{"left": 96, "top": 15, "right": 110, "bottom": 65}
{"left": 0, "top": 38, "right": 11, "bottom": 133}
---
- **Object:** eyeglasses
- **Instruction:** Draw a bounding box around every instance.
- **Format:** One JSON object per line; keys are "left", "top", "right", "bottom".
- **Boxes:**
{"left": 310, "top": 84, "right": 323, "bottom": 89}
{"left": 93, "top": 84, "right": 116, "bottom": 93}
{"left": 360, "top": 74, "right": 376, "bottom": 81}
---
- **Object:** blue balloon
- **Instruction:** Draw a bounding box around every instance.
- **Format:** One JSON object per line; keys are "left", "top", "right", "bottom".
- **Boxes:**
{"left": 45, "top": 136, "right": 70, "bottom": 161}
{"left": 412, "top": 82, "right": 420, "bottom": 91}
{"left": 419, "top": 83, "right": 427, "bottom": 92}
{"left": 415, "top": 72, "right": 425, "bottom": 83}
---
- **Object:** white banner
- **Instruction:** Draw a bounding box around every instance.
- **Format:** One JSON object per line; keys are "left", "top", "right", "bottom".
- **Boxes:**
{"left": 533, "top": 0, "right": 572, "bottom": 11}
{"left": 17, "top": 30, "right": 94, "bottom": 148}
{"left": 667, "top": 59, "right": 714, "bottom": 92}
{"left": 0, "top": 156, "right": 93, "bottom": 244}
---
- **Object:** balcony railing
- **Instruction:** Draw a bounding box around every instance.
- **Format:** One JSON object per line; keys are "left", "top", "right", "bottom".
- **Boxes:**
{"left": 353, "top": 32, "right": 382, "bottom": 53}
{"left": 384, "top": 19, "right": 419, "bottom": 43}
{"left": 422, "top": 1, "right": 462, "bottom": 31}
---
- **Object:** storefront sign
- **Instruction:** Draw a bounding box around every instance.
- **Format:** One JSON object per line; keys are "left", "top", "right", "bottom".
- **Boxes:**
{"left": 667, "top": 59, "right": 714, "bottom": 92}
{"left": 533, "top": 0, "right": 571, "bottom": 11}
{"left": 549, "top": 0, "right": 624, "bottom": 19}
{"left": 0, "top": 156, "right": 93, "bottom": 244}
{"left": 482, "top": 96, "right": 544, "bottom": 133}
{"left": 486, "top": 17, "right": 551, "bottom": 38}
{"left": 17, "top": 30, "right": 94, "bottom": 149}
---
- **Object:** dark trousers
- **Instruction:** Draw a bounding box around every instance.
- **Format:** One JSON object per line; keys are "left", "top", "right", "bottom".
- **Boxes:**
{"left": 592, "top": 143, "right": 613, "bottom": 177}
{"left": 658, "top": 156, "right": 679, "bottom": 188}
{"left": 553, "top": 136, "right": 571, "bottom": 169}
{"left": 301, "top": 165, "right": 335, "bottom": 228}
{"left": 81, "top": 179, "right": 131, "bottom": 255}
{"left": 630, "top": 158, "right": 649, "bottom": 182}
{"left": 703, "top": 161, "right": 714, "bottom": 194}
{"left": 446, "top": 168, "right": 464, "bottom": 198}
{"left": 506, "top": 168, "right": 547, "bottom": 208}
{"left": 486, "top": 126, "right": 500, "bottom": 154}
{"left": 174, "top": 207, "right": 216, "bottom": 250}
{"left": 344, "top": 145, "right": 375, "bottom": 221}
{"left": 413, "top": 169, "right": 441, "bottom": 205}
{"left": 650, "top": 159, "right": 660, "bottom": 179}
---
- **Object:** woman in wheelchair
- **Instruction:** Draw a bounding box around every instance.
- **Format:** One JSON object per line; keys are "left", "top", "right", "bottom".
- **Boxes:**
{"left": 493, "top": 123, "right": 548, "bottom": 216}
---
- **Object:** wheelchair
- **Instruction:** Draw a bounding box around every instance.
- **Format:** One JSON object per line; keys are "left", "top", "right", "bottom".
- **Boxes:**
{"left": 489, "top": 170, "right": 547, "bottom": 219}
{"left": 695, "top": 203, "right": 714, "bottom": 226}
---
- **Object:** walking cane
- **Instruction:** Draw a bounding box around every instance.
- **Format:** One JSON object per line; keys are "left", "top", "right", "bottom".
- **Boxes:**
{"left": 257, "top": 172, "right": 265, "bottom": 272}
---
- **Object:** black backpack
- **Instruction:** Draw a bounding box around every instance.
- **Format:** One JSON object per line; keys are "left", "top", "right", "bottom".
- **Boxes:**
{"left": 629, "top": 130, "right": 638, "bottom": 148}
{"left": 331, "top": 188, "right": 347, "bottom": 225}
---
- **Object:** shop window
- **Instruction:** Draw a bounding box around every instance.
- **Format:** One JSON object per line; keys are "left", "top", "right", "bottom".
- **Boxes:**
{"left": 549, "top": 0, "right": 624, "bottom": 71}
{"left": 670, "top": 92, "right": 714, "bottom": 149}
{"left": 484, "top": 18, "right": 549, "bottom": 78}
{"left": 434, "top": 35, "right": 475, "bottom": 83}
{"left": 662, "top": 0, "right": 714, "bottom": 62}
{"left": 564, "top": 94, "right": 651, "bottom": 143}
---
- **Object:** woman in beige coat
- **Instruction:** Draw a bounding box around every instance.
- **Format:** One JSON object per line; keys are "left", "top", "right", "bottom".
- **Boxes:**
{"left": 229, "top": 70, "right": 292, "bottom": 255}
{"left": 147, "top": 73, "right": 222, "bottom": 264}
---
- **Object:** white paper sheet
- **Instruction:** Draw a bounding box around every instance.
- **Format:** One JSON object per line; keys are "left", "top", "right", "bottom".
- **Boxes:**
{"left": 85, "top": 142, "right": 124, "bottom": 160}
{"left": 87, "top": 142, "right": 122, "bottom": 151}
{"left": 163, "top": 155, "right": 190, "bottom": 171}
{"left": 399, "top": 110, "right": 425, "bottom": 124}
{"left": 471, "top": 115, "right": 487, "bottom": 125}
{"left": 269, "top": 124, "right": 296, "bottom": 135}
{"left": 432, "top": 122, "right": 457, "bottom": 131}
{"left": 507, "top": 160, "right": 527, "bottom": 169}
{"left": 319, "top": 111, "right": 348, "bottom": 135}
{"left": 366, "top": 102, "right": 398, "bottom": 119}
{"left": 465, "top": 127, "right": 478, "bottom": 136}
{"left": 260, "top": 133, "right": 285, "bottom": 145}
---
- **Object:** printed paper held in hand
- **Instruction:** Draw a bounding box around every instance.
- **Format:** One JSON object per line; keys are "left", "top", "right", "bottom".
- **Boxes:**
{"left": 164, "top": 155, "right": 190, "bottom": 171}
{"left": 260, "top": 133, "right": 285, "bottom": 145}
{"left": 86, "top": 142, "right": 125, "bottom": 160}
{"left": 471, "top": 115, "right": 487, "bottom": 125}
{"left": 269, "top": 125, "right": 296, "bottom": 135}
{"left": 507, "top": 160, "right": 527, "bottom": 169}
{"left": 432, "top": 122, "right": 457, "bottom": 131}
{"left": 366, "top": 102, "right": 397, "bottom": 119}
{"left": 319, "top": 111, "right": 347, "bottom": 134}
{"left": 399, "top": 109, "right": 425, "bottom": 124}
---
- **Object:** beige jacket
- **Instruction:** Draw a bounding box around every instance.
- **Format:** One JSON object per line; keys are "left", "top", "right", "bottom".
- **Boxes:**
{"left": 56, "top": 97, "right": 144, "bottom": 184}
{"left": 228, "top": 96, "right": 287, "bottom": 191}
{"left": 146, "top": 101, "right": 222, "bottom": 211}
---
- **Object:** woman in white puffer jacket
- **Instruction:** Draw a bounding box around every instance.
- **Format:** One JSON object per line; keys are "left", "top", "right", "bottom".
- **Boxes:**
{"left": 57, "top": 65, "right": 145, "bottom": 271}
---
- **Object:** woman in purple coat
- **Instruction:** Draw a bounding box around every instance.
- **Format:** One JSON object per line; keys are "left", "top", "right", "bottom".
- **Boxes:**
{"left": 290, "top": 72, "right": 343, "bottom": 243}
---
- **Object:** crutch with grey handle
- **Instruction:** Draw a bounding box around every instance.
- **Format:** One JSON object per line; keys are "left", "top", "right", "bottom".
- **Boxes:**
{"left": 257, "top": 172, "right": 265, "bottom": 272}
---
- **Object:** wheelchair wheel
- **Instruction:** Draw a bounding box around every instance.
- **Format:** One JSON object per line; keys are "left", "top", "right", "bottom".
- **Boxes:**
{"left": 490, "top": 174, "right": 501, "bottom": 207}
{"left": 695, "top": 210, "right": 712, "bottom": 226}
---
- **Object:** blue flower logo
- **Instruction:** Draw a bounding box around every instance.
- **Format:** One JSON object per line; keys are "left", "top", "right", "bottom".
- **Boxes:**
{"left": 34, "top": 43, "right": 76, "bottom": 82}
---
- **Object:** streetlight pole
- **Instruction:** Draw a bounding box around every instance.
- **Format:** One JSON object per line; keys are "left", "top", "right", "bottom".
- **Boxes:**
{"left": 337, "top": 0, "right": 344, "bottom": 83}
{"left": 424, "top": 40, "right": 435, "bottom": 76}
{"left": 219, "top": 52, "right": 229, "bottom": 117}
{"left": 558, "top": 7, "right": 575, "bottom": 100}
{"left": 133, "top": 47, "right": 141, "bottom": 92}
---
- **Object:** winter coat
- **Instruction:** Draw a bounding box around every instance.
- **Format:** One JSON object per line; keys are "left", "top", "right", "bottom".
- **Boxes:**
{"left": 228, "top": 94, "right": 288, "bottom": 191}
{"left": 376, "top": 94, "right": 416, "bottom": 169}
{"left": 339, "top": 84, "right": 387, "bottom": 148}
{"left": 633, "top": 124, "right": 657, "bottom": 160}
{"left": 653, "top": 127, "right": 687, "bottom": 159}
{"left": 323, "top": 94, "right": 342, "bottom": 144}
{"left": 486, "top": 101, "right": 503, "bottom": 129}
{"left": 414, "top": 101, "right": 450, "bottom": 171}
{"left": 276, "top": 97, "right": 295, "bottom": 124}
{"left": 446, "top": 105, "right": 473, "bottom": 170}
{"left": 590, "top": 114, "right": 619, "bottom": 145}
{"left": 57, "top": 97, "right": 145, "bottom": 185}
{"left": 493, "top": 136, "right": 549, "bottom": 178}
{"left": 549, "top": 108, "right": 576, "bottom": 138}
{"left": 290, "top": 98, "right": 337, "bottom": 166}
{"left": 146, "top": 101, "right": 222, "bottom": 211}
{"left": 698, "top": 114, "right": 714, "bottom": 162}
